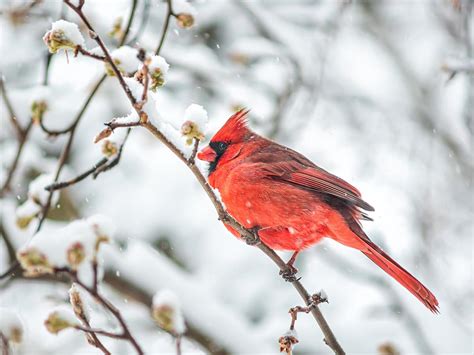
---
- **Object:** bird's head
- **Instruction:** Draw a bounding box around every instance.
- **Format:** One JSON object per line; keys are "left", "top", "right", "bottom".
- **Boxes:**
{"left": 197, "top": 108, "right": 251, "bottom": 174}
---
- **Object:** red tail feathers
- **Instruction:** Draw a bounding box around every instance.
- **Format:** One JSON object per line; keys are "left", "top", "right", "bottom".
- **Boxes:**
{"left": 362, "top": 241, "right": 439, "bottom": 313}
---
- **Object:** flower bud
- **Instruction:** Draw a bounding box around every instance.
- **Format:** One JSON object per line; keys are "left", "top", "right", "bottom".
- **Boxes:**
{"left": 16, "top": 215, "right": 34, "bottom": 230}
{"left": 181, "top": 120, "right": 204, "bottom": 145}
{"left": 101, "top": 140, "right": 118, "bottom": 157}
{"left": 181, "top": 104, "right": 208, "bottom": 145}
{"left": 378, "top": 342, "right": 400, "bottom": 355}
{"left": 0, "top": 309, "right": 23, "bottom": 344}
{"left": 279, "top": 330, "right": 298, "bottom": 354}
{"left": 108, "top": 17, "right": 124, "bottom": 40}
{"left": 152, "top": 290, "right": 186, "bottom": 335}
{"left": 43, "top": 20, "right": 84, "bottom": 54}
{"left": 67, "top": 242, "right": 86, "bottom": 268}
{"left": 176, "top": 13, "right": 194, "bottom": 29}
{"left": 31, "top": 100, "right": 48, "bottom": 125}
{"left": 17, "top": 248, "right": 53, "bottom": 276}
{"left": 69, "top": 284, "right": 89, "bottom": 322}
{"left": 44, "top": 311, "right": 74, "bottom": 334}
{"left": 9, "top": 326, "right": 23, "bottom": 343}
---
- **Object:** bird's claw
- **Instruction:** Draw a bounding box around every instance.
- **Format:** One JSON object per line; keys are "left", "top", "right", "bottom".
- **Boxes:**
{"left": 279, "top": 264, "right": 299, "bottom": 282}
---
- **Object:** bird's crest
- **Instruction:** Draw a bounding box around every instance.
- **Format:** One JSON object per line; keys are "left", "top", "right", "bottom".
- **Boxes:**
{"left": 211, "top": 108, "right": 251, "bottom": 143}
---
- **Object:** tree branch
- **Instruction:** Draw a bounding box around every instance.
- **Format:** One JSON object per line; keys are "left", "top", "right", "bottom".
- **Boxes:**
{"left": 66, "top": 270, "right": 144, "bottom": 355}
{"left": 0, "top": 77, "right": 23, "bottom": 139}
{"left": 155, "top": 0, "right": 174, "bottom": 55}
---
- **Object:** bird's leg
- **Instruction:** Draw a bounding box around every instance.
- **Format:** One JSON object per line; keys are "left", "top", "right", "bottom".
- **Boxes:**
{"left": 279, "top": 251, "right": 300, "bottom": 282}
{"left": 242, "top": 226, "right": 261, "bottom": 246}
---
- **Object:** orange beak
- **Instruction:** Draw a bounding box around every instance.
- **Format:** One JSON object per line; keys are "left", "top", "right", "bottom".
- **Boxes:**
{"left": 197, "top": 145, "right": 217, "bottom": 162}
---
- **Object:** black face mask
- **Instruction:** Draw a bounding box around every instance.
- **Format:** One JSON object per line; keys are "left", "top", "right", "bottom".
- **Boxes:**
{"left": 208, "top": 141, "right": 229, "bottom": 174}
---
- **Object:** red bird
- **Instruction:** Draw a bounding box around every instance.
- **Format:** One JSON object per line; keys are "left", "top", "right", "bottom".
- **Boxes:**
{"left": 197, "top": 109, "right": 439, "bottom": 313}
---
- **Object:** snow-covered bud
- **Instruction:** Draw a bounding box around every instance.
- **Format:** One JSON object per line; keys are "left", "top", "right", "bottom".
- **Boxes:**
{"left": 43, "top": 20, "right": 84, "bottom": 54}
{"left": 15, "top": 200, "right": 40, "bottom": 229}
{"left": 17, "top": 248, "right": 53, "bottom": 276}
{"left": 31, "top": 100, "right": 48, "bottom": 125}
{"left": 108, "top": 17, "right": 124, "bottom": 40}
{"left": 44, "top": 310, "right": 75, "bottom": 334}
{"left": 67, "top": 242, "right": 86, "bottom": 269}
{"left": 101, "top": 140, "right": 118, "bottom": 157}
{"left": 152, "top": 290, "right": 186, "bottom": 335}
{"left": 148, "top": 55, "right": 169, "bottom": 91}
{"left": 181, "top": 121, "right": 204, "bottom": 145}
{"left": 69, "top": 284, "right": 89, "bottom": 322}
{"left": 105, "top": 46, "right": 140, "bottom": 77}
{"left": 0, "top": 309, "right": 23, "bottom": 344}
{"left": 181, "top": 104, "right": 208, "bottom": 145}
{"left": 279, "top": 329, "right": 298, "bottom": 354}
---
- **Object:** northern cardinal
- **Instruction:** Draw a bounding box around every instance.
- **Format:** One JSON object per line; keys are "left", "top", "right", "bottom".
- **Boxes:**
{"left": 197, "top": 109, "right": 439, "bottom": 313}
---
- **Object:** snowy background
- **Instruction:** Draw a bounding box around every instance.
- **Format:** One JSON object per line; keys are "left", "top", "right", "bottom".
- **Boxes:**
{"left": 0, "top": 0, "right": 473, "bottom": 354}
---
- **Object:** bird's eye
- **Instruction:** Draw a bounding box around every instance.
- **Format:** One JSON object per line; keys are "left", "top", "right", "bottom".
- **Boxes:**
{"left": 210, "top": 141, "right": 229, "bottom": 156}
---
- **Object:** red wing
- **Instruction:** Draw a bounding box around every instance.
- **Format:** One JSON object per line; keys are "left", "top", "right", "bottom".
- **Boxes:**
{"left": 262, "top": 160, "right": 374, "bottom": 212}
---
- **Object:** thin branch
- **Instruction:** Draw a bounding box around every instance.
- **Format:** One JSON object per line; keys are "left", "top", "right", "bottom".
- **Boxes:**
{"left": 187, "top": 138, "right": 200, "bottom": 165}
{"left": 64, "top": 1, "right": 137, "bottom": 106}
{"left": 74, "top": 325, "right": 124, "bottom": 340}
{"left": 155, "top": 0, "right": 173, "bottom": 55}
{"left": 175, "top": 334, "right": 182, "bottom": 355}
{"left": 71, "top": 287, "right": 111, "bottom": 355}
{"left": 288, "top": 292, "right": 328, "bottom": 331}
{"left": 74, "top": 45, "right": 106, "bottom": 61}
{"left": 0, "top": 121, "right": 33, "bottom": 196}
{"left": 0, "top": 333, "right": 9, "bottom": 355}
{"left": 44, "top": 158, "right": 108, "bottom": 192}
{"left": 93, "top": 128, "right": 131, "bottom": 178}
{"left": 68, "top": 271, "right": 144, "bottom": 355}
{"left": 36, "top": 74, "right": 107, "bottom": 231}
{"left": 0, "top": 77, "right": 23, "bottom": 139}
{"left": 120, "top": 0, "right": 138, "bottom": 46}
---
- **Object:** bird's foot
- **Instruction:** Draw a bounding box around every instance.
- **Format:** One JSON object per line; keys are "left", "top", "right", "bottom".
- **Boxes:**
{"left": 279, "top": 264, "right": 300, "bottom": 282}
{"left": 242, "top": 226, "right": 261, "bottom": 246}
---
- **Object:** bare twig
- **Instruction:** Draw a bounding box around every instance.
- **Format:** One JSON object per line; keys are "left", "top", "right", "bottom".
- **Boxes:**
{"left": 74, "top": 45, "right": 106, "bottom": 61}
{"left": 45, "top": 158, "right": 108, "bottom": 191}
{"left": 155, "top": 0, "right": 174, "bottom": 55}
{"left": 0, "top": 121, "right": 32, "bottom": 196}
{"left": 67, "top": 270, "right": 144, "bottom": 355}
{"left": 188, "top": 138, "right": 200, "bottom": 165}
{"left": 64, "top": 1, "right": 137, "bottom": 106}
{"left": 74, "top": 325, "right": 124, "bottom": 340}
{"left": 36, "top": 74, "right": 107, "bottom": 231}
{"left": 288, "top": 292, "right": 329, "bottom": 331}
{"left": 0, "top": 333, "right": 9, "bottom": 355}
{"left": 120, "top": 0, "right": 138, "bottom": 46}
{"left": 175, "top": 334, "right": 182, "bottom": 355}
{"left": 93, "top": 128, "right": 131, "bottom": 178}
{"left": 0, "top": 77, "right": 23, "bottom": 140}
